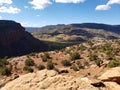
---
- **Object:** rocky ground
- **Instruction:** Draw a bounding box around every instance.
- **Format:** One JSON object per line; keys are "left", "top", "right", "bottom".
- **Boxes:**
{"left": 1, "top": 67, "right": 120, "bottom": 90}
{"left": 1, "top": 38, "right": 120, "bottom": 90}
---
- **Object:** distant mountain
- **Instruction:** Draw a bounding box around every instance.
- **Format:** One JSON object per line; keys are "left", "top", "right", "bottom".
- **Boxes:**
{"left": 70, "top": 23, "right": 120, "bottom": 34}
{"left": 25, "top": 27, "right": 41, "bottom": 32}
{"left": 30, "top": 23, "right": 120, "bottom": 43}
{"left": 0, "top": 20, "right": 48, "bottom": 58}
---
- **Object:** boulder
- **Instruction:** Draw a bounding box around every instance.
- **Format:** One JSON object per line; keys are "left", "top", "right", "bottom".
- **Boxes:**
{"left": 99, "top": 67, "right": 120, "bottom": 83}
{"left": 98, "top": 67, "right": 120, "bottom": 90}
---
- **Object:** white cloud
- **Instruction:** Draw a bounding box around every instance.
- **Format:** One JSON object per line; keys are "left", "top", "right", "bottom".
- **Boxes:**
{"left": 96, "top": 0, "right": 120, "bottom": 11}
{"left": 24, "top": 6, "right": 29, "bottom": 9}
{"left": 0, "top": 0, "right": 12, "bottom": 5}
{"left": 0, "top": 0, "right": 21, "bottom": 14}
{"left": 107, "top": 0, "right": 120, "bottom": 5}
{"left": 29, "top": 0, "right": 52, "bottom": 10}
{"left": 96, "top": 5, "right": 110, "bottom": 10}
{"left": 55, "top": 0, "right": 85, "bottom": 3}
{"left": 0, "top": 16, "right": 2, "bottom": 19}
{"left": 0, "top": 6, "right": 21, "bottom": 14}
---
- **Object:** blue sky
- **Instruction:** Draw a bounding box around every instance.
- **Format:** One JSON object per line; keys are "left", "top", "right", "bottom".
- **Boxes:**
{"left": 0, "top": 0, "right": 120, "bottom": 27}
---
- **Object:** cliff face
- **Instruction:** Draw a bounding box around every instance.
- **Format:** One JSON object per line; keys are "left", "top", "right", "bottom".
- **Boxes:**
{"left": 0, "top": 20, "right": 48, "bottom": 58}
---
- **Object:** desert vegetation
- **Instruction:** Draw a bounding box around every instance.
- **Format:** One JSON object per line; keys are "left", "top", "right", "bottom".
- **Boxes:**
{"left": 0, "top": 58, "right": 12, "bottom": 76}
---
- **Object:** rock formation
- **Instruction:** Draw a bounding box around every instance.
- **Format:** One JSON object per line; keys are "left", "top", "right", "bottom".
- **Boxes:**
{"left": 98, "top": 67, "right": 120, "bottom": 90}
{"left": 0, "top": 70, "right": 99, "bottom": 90}
{"left": 0, "top": 20, "right": 48, "bottom": 58}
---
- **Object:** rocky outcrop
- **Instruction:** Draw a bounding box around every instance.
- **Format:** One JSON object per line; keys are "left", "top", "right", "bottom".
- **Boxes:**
{"left": 98, "top": 67, "right": 120, "bottom": 90}
{"left": 99, "top": 67, "right": 120, "bottom": 83}
{"left": 0, "top": 70, "right": 99, "bottom": 90}
{"left": 0, "top": 20, "right": 48, "bottom": 58}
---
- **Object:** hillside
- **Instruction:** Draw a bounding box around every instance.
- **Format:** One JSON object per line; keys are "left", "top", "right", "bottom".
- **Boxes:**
{"left": 0, "top": 20, "right": 48, "bottom": 58}
{"left": 1, "top": 38, "right": 120, "bottom": 89}
{"left": 28, "top": 23, "right": 120, "bottom": 43}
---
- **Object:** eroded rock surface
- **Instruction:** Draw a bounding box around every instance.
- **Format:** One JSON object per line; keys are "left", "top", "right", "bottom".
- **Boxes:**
{"left": 98, "top": 67, "right": 120, "bottom": 90}
{"left": 0, "top": 70, "right": 99, "bottom": 90}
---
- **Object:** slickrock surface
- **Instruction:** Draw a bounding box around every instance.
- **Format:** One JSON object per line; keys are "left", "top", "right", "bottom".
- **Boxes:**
{"left": 99, "top": 67, "right": 120, "bottom": 90}
{"left": 0, "top": 70, "right": 99, "bottom": 90}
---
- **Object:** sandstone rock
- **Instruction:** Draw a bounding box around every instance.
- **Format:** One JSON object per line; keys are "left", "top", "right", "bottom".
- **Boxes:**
{"left": 0, "top": 70, "right": 99, "bottom": 90}
{"left": 99, "top": 67, "right": 120, "bottom": 83}
{"left": 104, "top": 82, "right": 120, "bottom": 90}
{"left": 98, "top": 67, "right": 120, "bottom": 90}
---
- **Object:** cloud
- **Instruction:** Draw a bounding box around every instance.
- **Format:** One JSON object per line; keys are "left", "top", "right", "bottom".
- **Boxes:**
{"left": 54, "top": 0, "right": 85, "bottom": 3}
{"left": 29, "top": 0, "right": 52, "bottom": 10}
{"left": 0, "top": 0, "right": 12, "bottom": 5}
{"left": 24, "top": 6, "right": 29, "bottom": 9}
{"left": 107, "top": 0, "right": 120, "bottom": 5}
{"left": 0, "top": 0, "right": 21, "bottom": 14}
{"left": 96, "top": 0, "right": 120, "bottom": 10}
{"left": 0, "top": 16, "right": 2, "bottom": 19}
{"left": 0, "top": 6, "right": 21, "bottom": 14}
{"left": 96, "top": 5, "right": 110, "bottom": 10}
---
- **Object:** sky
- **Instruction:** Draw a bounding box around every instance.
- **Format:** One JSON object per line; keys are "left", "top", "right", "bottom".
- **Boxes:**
{"left": 0, "top": 0, "right": 120, "bottom": 27}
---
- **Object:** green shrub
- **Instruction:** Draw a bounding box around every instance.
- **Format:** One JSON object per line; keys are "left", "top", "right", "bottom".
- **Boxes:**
{"left": 0, "top": 67, "right": 11, "bottom": 76}
{"left": 61, "top": 60, "right": 71, "bottom": 67}
{"left": 41, "top": 52, "right": 51, "bottom": 62}
{"left": 23, "top": 66, "right": 34, "bottom": 73}
{"left": 107, "top": 60, "right": 120, "bottom": 68}
{"left": 84, "top": 61, "right": 89, "bottom": 66}
{"left": 70, "top": 52, "right": 80, "bottom": 60}
{"left": 95, "top": 59, "right": 103, "bottom": 67}
{"left": 106, "top": 51, "right": 115, "bottom": 60}
{"left": 47, "top": 60, "right": 54, "bottom": 70}
{"left": 76, "top": 61, "right": 82, "bottom": 68}
{"left": 89, "top": 54, "right": 98, "bottom": 61}
{"left": 25, "top": 58, "right": 35, "bottom": 66}
{"left": 78, "top": 45, "right": 87, "bottom": 51}
{"left": 0, "top": 58, "right": 9, "bottom": 67}
{"left": 71, "top": 64, "right": 79, "bottom": 71}
{"left": 37, "top": 64, "right": 45, "bottom": 70}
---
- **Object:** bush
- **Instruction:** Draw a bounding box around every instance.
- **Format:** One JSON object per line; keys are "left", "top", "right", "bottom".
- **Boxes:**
{"left": 47, "top": 60, "right": 54, "bottom": 70}
{"left": 70, "top": 52, "right": 80, "bottom": 60}
{"left": 23, "top": 66, "right": 34, "bottom": 73}
{"left": 106, "top": 51, "right": 115, "bottom": 60}
{"left": 0, "top": 58, "right": 9, "bottom": 67}
{"left": 71, "top": 64, "right": 79, "bottom": 71}
{"left": 76, "top": 61, "right": 82, "bottom": 68}
{"left": 0, "top": 67, "right": 11, "bottom": 76}
{"left": 95, "top": 59, "right": 103, "bottom": 67}
{"left": 41, "top": 53, "right": 51, "bottom": 62}
{"left": 78, "top": 45, "right": 87, "bottom": 51}
{"left": 61, "top": 60, "right": 71, "bottom": 67}
{"left": 37, "top": 64, "right": 45, "bottom": 70}
{"left": 89, "top": 54, "right": 98, "bottom": 61}
{"left": 107, "top": 60, "right": 120, "bottom": 68}
{"left": 25, "top": 58, "right": 35, "bottom": 66}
